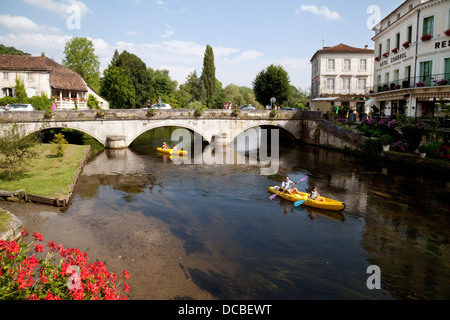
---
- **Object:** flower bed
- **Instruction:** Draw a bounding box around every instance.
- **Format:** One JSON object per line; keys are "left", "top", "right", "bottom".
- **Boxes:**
{"left": 0, "top": 230, "right": 129, "bottom": 300}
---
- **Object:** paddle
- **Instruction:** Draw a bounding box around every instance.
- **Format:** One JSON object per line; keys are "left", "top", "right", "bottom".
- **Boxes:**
{"left": 269, "top": 176, "right": 308, "bottom": 200}
{"left": 294, "top": 199, "right": 308, "bottom": 207}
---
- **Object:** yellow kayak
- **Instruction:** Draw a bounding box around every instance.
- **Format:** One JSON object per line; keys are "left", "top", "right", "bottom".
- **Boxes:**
{"left": 156, "top": 147, "right": 188, "bottom": 156}
{"left": 268, "top": 186, "right": 345, "bottom": 212}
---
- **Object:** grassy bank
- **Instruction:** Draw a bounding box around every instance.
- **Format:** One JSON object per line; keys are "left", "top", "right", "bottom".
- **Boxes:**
{"left": 0, "top": 210, "right": 11, "bottom": 232}
{"left": 0, "top": 144, "right": 89, "bottom": 198}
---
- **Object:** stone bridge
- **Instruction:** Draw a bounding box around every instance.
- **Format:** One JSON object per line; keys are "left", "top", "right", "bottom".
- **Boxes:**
{"left": 0, "top": 109, "right": 365, "bottom": 150}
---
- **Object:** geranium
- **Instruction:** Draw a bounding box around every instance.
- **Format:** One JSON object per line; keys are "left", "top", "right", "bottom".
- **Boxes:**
{"left": 0, "top": 230, "right": 130, "bottom": 300}
{"left": 403, "top": 41, "right": 411, "bottom": 48}
{"left": 394, "top": 140, "right": 410, "bottom": 152}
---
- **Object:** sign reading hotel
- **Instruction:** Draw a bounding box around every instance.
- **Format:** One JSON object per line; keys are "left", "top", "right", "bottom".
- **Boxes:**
{"left": 380, "top": 52, "right": 407, "bottom": 67}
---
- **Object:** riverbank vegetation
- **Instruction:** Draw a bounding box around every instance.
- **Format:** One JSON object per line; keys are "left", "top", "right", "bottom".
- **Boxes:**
{"left": 0, "top": 210, "right": 11, "bottom": 232}
{"left": 333, "top": 114, "right": 449, "bottom": 161}
{"left": 0, "top": 144, "right": 88, "bottom": 198}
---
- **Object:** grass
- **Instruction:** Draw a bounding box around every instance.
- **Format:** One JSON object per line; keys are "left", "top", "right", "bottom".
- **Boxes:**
{"left": 0, "top": 210, "right": 11, "bottom": 233}
{"left": 0, "top": 144, "right": 89, "bottom": 199}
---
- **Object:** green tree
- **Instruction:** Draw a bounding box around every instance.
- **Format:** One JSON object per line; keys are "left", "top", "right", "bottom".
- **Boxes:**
{"left": 0, "top": 44, "right": 26, "bottom": 55}
{"left": 288, "top": 86, "right": 310, "bottom": 110}
{"left": 101, "top": 66, "right": 135, "bottom": 109}
{"left": 201, "top": 45, "right": 216, "bottom": 108}
{"left": 0, "top": 124, "right": 41, "bottom": 181}
{"left": 50, "top": 133, "right": 68, "bottom": 157}
{"left": 253, "top": 64, "right": 291, "bottom": 106}
{"left": 14, "top": 79, "right": 28, "bottom": 102}
{"left": 112, "top": 51, "right": 152, "bottom": 108}
{"left": 63, "top": 37, "right": 101, "bottom": 92}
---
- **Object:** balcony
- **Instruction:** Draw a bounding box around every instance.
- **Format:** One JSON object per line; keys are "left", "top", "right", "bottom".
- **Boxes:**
{"left": 371, "top": 73, "right": 450, "bottom": 93}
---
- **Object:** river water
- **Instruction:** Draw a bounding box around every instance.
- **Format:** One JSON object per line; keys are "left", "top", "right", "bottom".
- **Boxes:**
{"left": 2, "top": 127, "right": 450, "bottom": 300}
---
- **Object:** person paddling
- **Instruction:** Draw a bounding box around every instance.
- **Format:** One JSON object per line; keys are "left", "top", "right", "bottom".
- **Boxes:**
{"left": 308, "top": 186, "right": 325, "bottom": 202}
{"left": 280, "top": 176, "right": 300, "bottom": 195}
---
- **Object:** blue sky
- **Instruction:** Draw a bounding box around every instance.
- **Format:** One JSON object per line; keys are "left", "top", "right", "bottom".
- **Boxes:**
{"left": 0, "top": 0, "right": 404, "bottom": 89}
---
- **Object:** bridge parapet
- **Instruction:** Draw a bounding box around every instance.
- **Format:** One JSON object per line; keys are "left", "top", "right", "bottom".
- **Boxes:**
{"left": 0, "top": 109, "right": 321, "bottom": 122}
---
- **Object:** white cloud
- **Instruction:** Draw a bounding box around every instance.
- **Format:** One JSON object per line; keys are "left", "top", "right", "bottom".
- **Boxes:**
{"left": 0, "top": 14, "right": 62, "bottom": 34}
{"left": 155, "top": 0, "right": 164, "bottom": 5}
{"left": 161, "top": 24, "right": 174, "bottom": 38}
{"left": 22, "top": 0, "right": 92, "bottom": 18}
{"left": 296, "top": 5, "right": 345, "bottom": 21}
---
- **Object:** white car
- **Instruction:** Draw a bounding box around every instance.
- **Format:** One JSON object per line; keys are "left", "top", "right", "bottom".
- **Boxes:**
{"left": 151, "top": 103, "right": 172, "bottom": 110}
{"left": 4, "top": 104, "right": 36, "bottom": 111}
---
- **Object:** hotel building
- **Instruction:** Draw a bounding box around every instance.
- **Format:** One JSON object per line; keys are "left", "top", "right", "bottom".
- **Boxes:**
{"left": 369, "top": 0, "right": 450, "bottom": 118}
{"left": 310, "top": 44, "right": 374, "bottom": 115}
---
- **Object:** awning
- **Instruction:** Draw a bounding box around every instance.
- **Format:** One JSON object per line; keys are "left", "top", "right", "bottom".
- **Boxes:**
{"left": 311, "top": 97, "right": 339, "bottom": 102}
{"left": 364, "top": 98, "right": 377, "bottom": 107}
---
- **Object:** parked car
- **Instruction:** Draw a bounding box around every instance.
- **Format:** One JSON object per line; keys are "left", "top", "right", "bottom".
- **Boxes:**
{"left": 3, "top": 104, "right": 36, "bottom": 111}
{"left": 239, "top": 104, "right": 256, "bottom": 110}
{"left": 151, "top": 103, "right": 172, "bottom": 110}
{"left": 281, "top": 108, "right": 297, "bottom": 111}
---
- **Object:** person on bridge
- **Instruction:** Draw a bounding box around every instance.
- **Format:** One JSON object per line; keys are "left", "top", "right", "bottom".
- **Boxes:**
{"left": 280, "top": 176, "right": 300, "bottom": 195}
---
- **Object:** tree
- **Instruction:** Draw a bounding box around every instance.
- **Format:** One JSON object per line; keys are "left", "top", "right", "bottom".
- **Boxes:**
{"left": 63, "top": 37, "right": 101, "bottom": 92}
{"left": 252, "top": 64, "right": 291, "bottom": 107}
{"left": 0, "top": 124, "right": 41, "bottom": 181}
{"left": 101, "top": 66, "right": 135, "bottom": 109}
{"left": 14, "top": 79, "right": 27, "bottom": 102}
{"left": 288, "top": 86, "right": 310, "bottom": 110}
{"left": 112, "top": 51, "right": 152, "bottom": 108}
{"left": 0, "top": 44, "right": 26, "bottom": 55}
{"left": 201, "top": 45, "right": 216, "bottom": 108}
{"left": 50, "top": 133, "right": 68, "bottom": 158}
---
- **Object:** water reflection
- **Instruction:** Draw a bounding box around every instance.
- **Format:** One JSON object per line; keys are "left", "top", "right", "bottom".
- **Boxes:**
{"left": 3, "top": 127, "right": 450, "bottom": 300}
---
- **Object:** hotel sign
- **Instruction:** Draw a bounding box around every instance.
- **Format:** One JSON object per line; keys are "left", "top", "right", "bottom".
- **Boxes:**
{"left": 380, "top": 52, "right": 407, "bottom": 67}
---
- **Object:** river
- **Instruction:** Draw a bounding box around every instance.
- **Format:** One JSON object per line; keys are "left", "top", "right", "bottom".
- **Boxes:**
{"left": 2, "top": 127, "right": 450, "bottom": 300}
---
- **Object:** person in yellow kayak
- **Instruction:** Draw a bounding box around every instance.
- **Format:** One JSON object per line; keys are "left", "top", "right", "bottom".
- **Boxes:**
{"left": 162, "top": 142, "right": 169, "bottom": 150}
{"left": 280, "top": 176, "right": 300, "bottom": 195}
{"left": 308, "top": 186, "right": 325, "bottom": 202}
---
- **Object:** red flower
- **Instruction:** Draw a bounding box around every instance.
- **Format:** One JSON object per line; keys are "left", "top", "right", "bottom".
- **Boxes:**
{"left": 33, "top": 243, "right": 44, "bottom": 253}
{"left": 122, "top": 270, "right": 130, "bottom": 280}
{"left": 33, "top": 232, "right": 43, "bottom": 242}
{"left": 27, "top": 294, "right": 39, "bottom": 300}
{"left": 21, "top": 229, "right": 29, "bottom": 237}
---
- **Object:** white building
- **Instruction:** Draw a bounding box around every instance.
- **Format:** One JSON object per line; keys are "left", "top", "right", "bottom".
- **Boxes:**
{"left": 0, "top": 55, "right": 109, "bottom": 109}
{"left": 310, "top": 43, "right": 375, "bottom": 116}
{"left": 370, "top": 0, "right": 450, "bottom": 118}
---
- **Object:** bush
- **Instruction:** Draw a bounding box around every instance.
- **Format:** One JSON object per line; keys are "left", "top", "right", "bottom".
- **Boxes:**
{"left": 379, "top": 135, "right": 393, "bottom": 146}
{"left": 401, "top": 126, "right": 423, "bottom": 152}
{"left": 0, "top": 230, "right": 130, "bottom": 300}
{"left": 0, "top": 96, "right": 16, "bottom": 107}
{"left": 87, "top": 94, "right": 99, "bottom": 110}
{"left": 364, "top": 138, "right": 382, "bottom": 157}
{"left": 424, "top": 141, "right": 450, "bottom": 160}
{"left": 394, "top": 140, "right": 410, "bottom": 152}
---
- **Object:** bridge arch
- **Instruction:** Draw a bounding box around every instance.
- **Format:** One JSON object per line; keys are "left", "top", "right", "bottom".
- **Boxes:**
{"left": 129, "top": 123, "right": 211, "bottom": 147}
{"left": 31, "top": 122, "right": 104, "bottom": 146}
{"left": 228, "top": 123, "right": 300, "bottom": 146}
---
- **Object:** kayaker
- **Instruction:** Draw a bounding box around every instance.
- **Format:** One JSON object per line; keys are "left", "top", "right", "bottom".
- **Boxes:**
{"left": 280, "top": 176, "right": 300, "bottom": 195}
{"left": 162, "top": 142, "right": 169, "bottom": 150}
{"left": 172, "top": 144, "right": 179, "bottom": 151}
{"left": 308, "top": 186, "right": 325, "bottom": 202}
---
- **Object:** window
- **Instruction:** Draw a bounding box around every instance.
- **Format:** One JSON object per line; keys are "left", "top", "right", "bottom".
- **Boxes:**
{"left": 386, "top": 39, "right": 391, "bottom": 52}
{"left": 444, "top": 58, "right": 450, "bottom": 81}
{"left": 394, "top": 70, "right": 400, "bottom": 84}
{"left": 405, "top": 66, "right": 411, "bottom": 80}
{"left": 342, "top": 77, "right": 350, "bottom": 92}
{"left": 423, "top": 16, "right": 434, "bottom": 36}
{"left": 385, "top": 72, "right": 390, "bottom": 84}
{"left": 360, "top": 59, "right": 367, "bottom": 71}
{"left": 407, "top": 25, "right": 413, "bottom": 42}
{"left": 3, "top": 72, "right": 8, "bottom": 80}
{"left": 379, "top": 44, "right": 383, "bottom": 58}
{"left": 396, "top": 33, "right": 401, "bottom": 49}
{"left": 377, "top": 75, "right": 382, "bottom": 85}
{"left": 327, "top": 59, "right": 335, "bottom": 70}
{"left": 420, "top": 61, "right": 433, "bottom": 86}
{"left": 358, "top": 78, "right": 367, "bottom": 91}
{"left": 2, "top": 88, "right": 13, "bottom": 97}
{"left": 343, "top": 59, "right": 351, "bottom": 71}
{"left": 326, "top": 78, "right": 335, "bottom": 91}
{"left": 27, "top": 73, "right": 34, "bottom": 81}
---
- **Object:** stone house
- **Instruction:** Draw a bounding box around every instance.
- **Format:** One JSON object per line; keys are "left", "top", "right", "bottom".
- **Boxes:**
{"left": 0, "top": 54, "right": 109, "bottom": 109}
